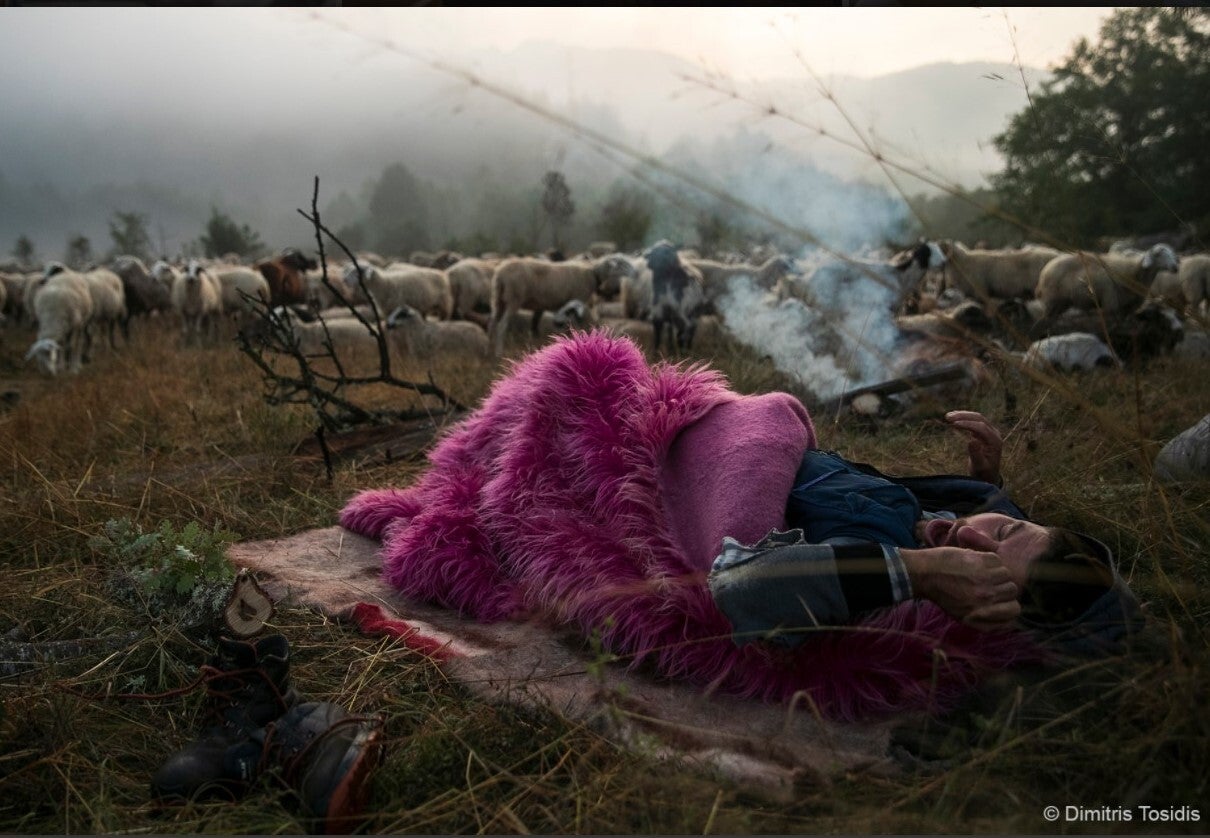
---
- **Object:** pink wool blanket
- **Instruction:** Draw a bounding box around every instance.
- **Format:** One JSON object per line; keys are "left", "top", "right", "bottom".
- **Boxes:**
{"left": 341, "top": 331, "right": 1035, "bottom": 719}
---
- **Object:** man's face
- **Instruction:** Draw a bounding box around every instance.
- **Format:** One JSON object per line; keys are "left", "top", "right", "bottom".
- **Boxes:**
{"left": 915, "top": 513, "right": 1050, "bottom": 590}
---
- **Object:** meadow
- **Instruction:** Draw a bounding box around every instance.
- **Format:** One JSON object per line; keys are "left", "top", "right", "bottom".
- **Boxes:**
{"left": 0, "top": 311, "right": 1207, "bottom": 834}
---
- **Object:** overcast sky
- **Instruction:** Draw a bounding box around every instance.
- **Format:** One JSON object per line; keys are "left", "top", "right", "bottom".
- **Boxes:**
{"left": 328, "top": 7, "right": 1115, "bottom": 80}
{"left": 0, "top": 7, "right": 1114, "bottom": 83}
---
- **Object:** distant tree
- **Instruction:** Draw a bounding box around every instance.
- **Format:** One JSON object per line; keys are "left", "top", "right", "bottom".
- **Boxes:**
{"left": 108, "top": 210, "right": 153, "bottom": 261}
{"left": 12, "top": 235, "right": 35, "bottom": 267}
{"left": 992, "top": 7, "right": 1210, "bottom": 246}
{"left": 334, "top": 222, "right": 368, "bottom": 253}
{"left": 598, "top": 183, "right": 654, "bottom": 251}
{"left": 368, "top": 163, "right": 431, "bottom": 257}
{"left": 693, "top": 204, "right": 745, "bottom": 257}
{"left": 198, "top": 207, "right": 265, "bottom": 259}
{"left": 65, "top": 234, "right": 93, "bottom": 269}
{"left": 540, "top": 170, "right": 575, "bottom": 251}
{"left": 908, "top": 188, "right": 1022, "bottom": 249}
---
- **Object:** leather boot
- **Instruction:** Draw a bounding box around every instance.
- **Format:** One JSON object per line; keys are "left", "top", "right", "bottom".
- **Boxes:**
{"left": 150, "top": 633, "right": 298, "bottom": 803}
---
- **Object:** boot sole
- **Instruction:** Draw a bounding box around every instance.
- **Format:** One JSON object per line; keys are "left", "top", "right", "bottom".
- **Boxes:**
{"left": 317, "top": 723, "right": 384, "bottom": 834}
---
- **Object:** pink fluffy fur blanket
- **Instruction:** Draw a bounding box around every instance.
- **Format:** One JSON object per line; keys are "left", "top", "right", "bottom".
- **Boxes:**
{"left": 341, "top": 331, "right": 1034, "bottom": 720}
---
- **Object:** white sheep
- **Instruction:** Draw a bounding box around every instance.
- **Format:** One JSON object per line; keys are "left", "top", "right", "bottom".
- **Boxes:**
{"left": 1020, "top": 332, "right": 1121, "bottom": 372}
{"left": 1157, "top": 253, "right": 1210, "bottom": 316}
{"left": 303, "top": 266, "right": 355, "bottom": 311}
{"left": 487, "top": 255, "right": 635, "bottom": 356}
{"left": 343, "top": 263, "right": 453, "bottom": 322}
{"left": 24, "top": 270, "right": 94, "bottom": 375}
{"left": 1154, "top": 413, "right": 1210, "bottom": 483}
{"left": 386, "top": 304, "right": 490, "bottom": 359}
{"left": 266, "top": 305, "right": 384, "bottom": 361}
{"left": 42, "top": 263, "right": 126, "bottom": 352}
{"left": 939, "top": 242, "right": 1061, "bottom": 300}
{"left": 446, "top": 258, "right": 499, "bottom": 325}
{"left": 84, "top": 267, "right": 127, "bottom": 350}
{"left": 195, "top": 264, "right": 268, "bottom": 330}
{"left": 172, "top": 260, "right": 223, "bottom": 345}
{"left": 1035, "top": 244, "right": 1180, "bottom": 323}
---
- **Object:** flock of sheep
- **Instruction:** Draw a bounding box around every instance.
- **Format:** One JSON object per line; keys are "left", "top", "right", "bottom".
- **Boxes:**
{"left": 2, "top": 234, "right": 1208, "bottom": 383}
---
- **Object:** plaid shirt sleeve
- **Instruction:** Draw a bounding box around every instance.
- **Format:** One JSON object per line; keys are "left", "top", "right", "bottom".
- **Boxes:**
{"left": 708, "top": 529, "right": 914, "bottom": 648}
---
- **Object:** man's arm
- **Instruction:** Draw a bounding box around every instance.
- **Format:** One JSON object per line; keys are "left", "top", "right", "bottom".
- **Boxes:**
{"left": 708, "top": 532, "right": 1020, "bottom": 648}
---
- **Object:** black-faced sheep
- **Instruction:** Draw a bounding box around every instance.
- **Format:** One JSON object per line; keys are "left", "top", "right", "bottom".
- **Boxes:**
{"left": 487, "top": 255, "right": 635, "bottom": 356}
{"left": 645, "top": 240, "right": 707, "bottom": 353}
{"left": 386, "top": 304, "right": 490, "bottom": 359}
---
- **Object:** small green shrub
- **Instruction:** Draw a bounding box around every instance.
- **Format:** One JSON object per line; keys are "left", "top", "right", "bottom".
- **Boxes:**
{"left": 91, "top": 518, "right": 240, "bottom": 634}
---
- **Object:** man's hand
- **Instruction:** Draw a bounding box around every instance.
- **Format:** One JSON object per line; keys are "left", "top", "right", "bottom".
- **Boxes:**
{"left": 946, "top": 410, "right": 1004, "bottom": 486}
{"left": 900, "top": 546, "right": 1021, "bottom": 630}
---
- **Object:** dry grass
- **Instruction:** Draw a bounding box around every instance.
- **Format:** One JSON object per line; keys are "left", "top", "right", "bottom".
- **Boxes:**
{"left": 0, "top": 313, "right": 1207, "bottom": 834}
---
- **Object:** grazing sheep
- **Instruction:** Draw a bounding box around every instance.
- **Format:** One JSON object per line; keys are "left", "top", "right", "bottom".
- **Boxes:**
{"left": 1034, "top": 244, "right": 1180, "bottom": 327}
{"left": 487, "top": 254, "right": 635, "bottom": 356}
{"left": 446, "top": 258, "right": 499, "bottom": 325}
{"left": 785, "top": 241, "right": 947, "bottom": 314}
{"left": 938, "top": 242, "right": 1061, "bottom": 300}
{"left": 256, "top": 248, "right": 318, "bottom": 307}
{"left": 255, "top": 305, "right": 384, "bottom": 361}
{"left": 173, "top": 260, "right": 223, "bottom": 345}
{"left": 1021, "top": 333, "right": 1121, "bottom": 372}
{"left": 645, "top": 240, "right": 707, "bottom": 353}
{"left": 1154, "top": 414, "right": 1210, "bottom": 483}
{"left": 41, "top": 263, "right": 126, "bottom": 354}
{"left": 45, "top": 263, "right": 126, "bottom": 352}
{"left": 343, "top": 263, "right": 453, "bottom": 322}
{"left": 111, "top": 256, "right": 171, "bottom": 335}
{"left": 24, "top": 269, "right": 94, "bottom": 375}
{"left": 386, "top": 304, "right": 490, "bottom": 359}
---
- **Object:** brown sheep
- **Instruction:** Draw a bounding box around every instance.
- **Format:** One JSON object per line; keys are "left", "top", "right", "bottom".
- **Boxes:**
{"left": 256, "top": 248, "right": 318, "bottom": 307}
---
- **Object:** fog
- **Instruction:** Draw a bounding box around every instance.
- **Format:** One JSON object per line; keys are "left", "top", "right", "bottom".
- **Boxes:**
{"left": 0, "top": 8, "right": 1065, "bottom": 262}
